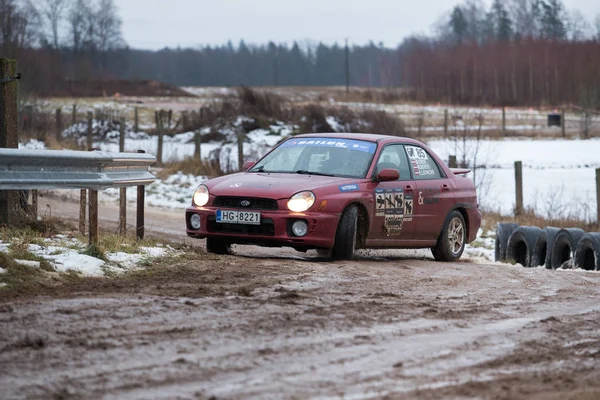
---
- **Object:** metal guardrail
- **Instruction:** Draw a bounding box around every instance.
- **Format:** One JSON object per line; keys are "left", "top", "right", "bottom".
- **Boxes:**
{"left": 0, "top": 148, "right": 157, "bottom": 190}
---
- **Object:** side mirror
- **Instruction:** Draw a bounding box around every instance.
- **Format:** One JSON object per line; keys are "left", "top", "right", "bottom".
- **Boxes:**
{"left": 377, "top": 168, "right": 399, "bottom": 182}
{"left": 242, "top": 161, "right": 256, "bottom": 171}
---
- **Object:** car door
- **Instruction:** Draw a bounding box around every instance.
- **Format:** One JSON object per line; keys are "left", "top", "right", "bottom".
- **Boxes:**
{"left": 404, "top": 145, "right": 456, "bottom": 241}
{"left": 370, "top": 144, "right": 416, "bottom": 241}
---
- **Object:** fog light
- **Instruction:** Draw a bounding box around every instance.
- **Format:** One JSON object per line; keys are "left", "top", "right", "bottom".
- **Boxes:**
{"left": 292, "top": 220, "right": 308, "bottom": 237}
{"left": 190, "top": 214, "right": 201, "bottom": 229}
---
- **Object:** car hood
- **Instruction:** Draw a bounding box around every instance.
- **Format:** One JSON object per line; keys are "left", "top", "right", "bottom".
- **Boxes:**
{"left": 205, "top": 172, "right": 357, "bottom": 199}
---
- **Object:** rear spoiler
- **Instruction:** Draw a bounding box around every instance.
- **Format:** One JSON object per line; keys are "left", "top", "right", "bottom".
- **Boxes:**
{"left": 450, "top": 168, "right": 471, "bottom": 175}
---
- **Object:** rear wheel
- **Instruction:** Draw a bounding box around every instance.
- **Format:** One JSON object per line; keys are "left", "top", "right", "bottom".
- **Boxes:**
{"left": 432, "top": 211, "right": 466, "bottom": 262}
{"left": 332, "top": 205, "right": 358, "bottom": 261}
{"left": 206, "top": 237, "right": 231, "bottom": 255}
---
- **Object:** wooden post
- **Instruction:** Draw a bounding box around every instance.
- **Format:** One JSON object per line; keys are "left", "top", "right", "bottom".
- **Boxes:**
{"left": 134, "top": 106, "right": 139, "bottom": 132}
{"left": 0, "top": 58, "right": 20, "bottom": 225}
{"left": 119, "top": 117, "right": 125, "bottom": 152}
{"left": 502, "top": 106, "right": 506, "bottom": 136}
{"left": 443, "top": 109, "right": 448, "bottom": 137}
{"left": 448, "top": 155, "right": 457, "bottom": 168}
{"left": 155, "top": 110, "right": 164, "bottom": 166}
{"left": 561, "top": 108, "right": 566, "bottom": 138}
{"left": 237, "top": 131, "right": 244, "bottom": 170}
{"left": 55, "top": 108, "right": 62, "bottom": 141}
{"left": 194, "top": 131, "right": 201, "bottom": 160}
{"left": 118, "top": 117, "right": 127, "bottom": 235}
{"left": 596, "top": 168, "right": 600, "bottom": 226}
{"left": 79, "top": 190, "right": 86, "bottom": 235}
{"left": 88, "top": 189, "right": 98, "bottom": 245}
{"left": 31, "top": 190, "right": 38, "bottom": 219}
{"left": 136, "top": 151, "right": 145, "bottom": 240}
{"left": 515, "top": 161, "right": 523, "bottom": 216}
{"left": 86, "top": 111, "right": 93, "bottom": 149}
{"left": 72, "top": 104, "right": 76, "bottom": 126}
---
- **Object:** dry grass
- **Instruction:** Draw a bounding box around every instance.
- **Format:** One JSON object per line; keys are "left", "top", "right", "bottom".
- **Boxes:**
{"left": 481, "top": 210, "right": 598, "bottom": 233}
{"left": 159, "top": 157, "right": 225, "bottom": 179}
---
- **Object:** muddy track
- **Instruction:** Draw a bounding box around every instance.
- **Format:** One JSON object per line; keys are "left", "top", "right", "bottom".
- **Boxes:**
{"left": 1, "top": 195, "right": 600, "bottom": 399}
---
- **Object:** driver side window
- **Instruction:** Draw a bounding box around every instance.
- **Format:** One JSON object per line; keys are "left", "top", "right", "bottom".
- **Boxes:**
{"left": 375, "top": 145, "right": 411, "bottom": 181}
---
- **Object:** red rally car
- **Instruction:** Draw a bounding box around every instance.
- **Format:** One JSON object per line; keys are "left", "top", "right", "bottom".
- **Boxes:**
{"left": 186, "top": 133, "right": 481, "bottom": 261}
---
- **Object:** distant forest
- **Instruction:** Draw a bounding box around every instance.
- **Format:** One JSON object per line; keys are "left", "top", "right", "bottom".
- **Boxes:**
{"left": 1, "top": 0, "right": 600, "bottom": 106}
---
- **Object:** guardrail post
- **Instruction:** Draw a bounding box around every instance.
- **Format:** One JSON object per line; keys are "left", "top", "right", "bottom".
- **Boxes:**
{"left": 88, "top": 188, "right": 98, "bottom": 245}
{"left": 0, "top": 57, "right": 20, "bottom": 225}
{"left": 55, "top": 108, "right": 62, "bottom": 142}
{"left": 448, "top": 155, "right": 457, "bottom": 168}
{"left": 79, "top": 190, "right": 86, "bottom": 235}
{"left": 31, "top": 190, "right": 38, "bottom": 219}
{"left": 87, "top": 111, "right": 93, "bottom": 149}
{"left": 596, "top": 168, "right": 600, "bottom": 226}
{"left": 136, "top": 150, "right": 145, "bottom": 240}
{"left": 515, "top": 161, "right": 524, "bottom": 216}
{"left": 118, "top": 117, "right": 127, "bottom": 235}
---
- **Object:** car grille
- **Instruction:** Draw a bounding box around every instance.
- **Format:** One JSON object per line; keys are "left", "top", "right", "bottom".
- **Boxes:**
{"left": 212, "top": 196, "right": 278, "bottom": 210}
{"left": 207, "top": 216, "right": 275, "bottom": 236}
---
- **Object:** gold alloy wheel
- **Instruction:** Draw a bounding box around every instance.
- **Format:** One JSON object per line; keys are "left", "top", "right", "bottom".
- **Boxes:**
{"left": 448, "top": 217, "right": 465, "bottom": 255}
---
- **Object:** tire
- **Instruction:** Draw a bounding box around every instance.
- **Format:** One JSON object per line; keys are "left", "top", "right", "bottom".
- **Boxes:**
{"left": 531, "top": 227, "right": 560, "bottom": 268}
{"left": 431, "top": 210, "right": 466, "bottom": 262}
{"left": 206, "top": 237, "right": 231, "bottom": 255}
{"left": 574, "top": 233, "right": 600, "bottom": 271}
{"left": 332, "top": 205, "right": 358, "bottom": 261}
{"left": 506, "top": 226, "right": 543, "bottom": 267}
{"left": 549, "top": 228, "right": 586, "bottom": 269}
{"left": 494, "top": 223, "right": 519, "bottom": 262}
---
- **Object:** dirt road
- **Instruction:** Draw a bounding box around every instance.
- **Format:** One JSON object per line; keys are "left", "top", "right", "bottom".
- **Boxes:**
{"left": 1, "top": 195, "right": 600, "bottom": 399}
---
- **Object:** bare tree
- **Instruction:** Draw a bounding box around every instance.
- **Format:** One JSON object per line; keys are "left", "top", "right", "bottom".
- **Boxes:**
{"left": 509, "top": 0, "right": 540, "bottom": 38}
{"left": 40, "top": 0, "right": 68, "bottom": 48}
{"left": 567, "top": 10, "right": 592, "bottom": 41}
{"left": 0, "top": 0, "right": 39, "bottom": 55}
{"left": 594, "top": 14, "right": 600, "bottom": 40}
{"left": 96, "top": 0, "right": 122, "bottom": 51}
{"left": 68, "top": 0, "right": 89, "bottom": 52}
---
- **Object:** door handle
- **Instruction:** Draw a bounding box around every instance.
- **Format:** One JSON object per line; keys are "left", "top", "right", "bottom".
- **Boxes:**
{"left": 441, "top": 184, "right": 450, "bottom": 192}
{"left": 404, "top": 185, "right": 414, "bottom": 192}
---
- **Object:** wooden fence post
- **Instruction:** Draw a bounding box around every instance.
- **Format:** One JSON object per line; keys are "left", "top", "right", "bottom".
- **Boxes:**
{"left": 134, "top": 106, "right": 139, "bottom": 132}
{"left": 237, "top": 131, "right": 244, "bottom": 170}
{"left": 136, "top": 150, "right": 145, "bottom": 240}
{"left": 0, "top": 57, "right": 20, "bottom": 225}
{"left": 448, "top": 155, "right": 457, "bottom": 168}
{"left": 87, "top": 111, "right": 93, "bottom": 149}
{"left": 561, "top": 108, "right": 566, "bottom": 138}
{"left": 55, "top": 108, "right": 62, "bottom": 141}
{"left": 515, "top": 161, "right": 523, "bottom": 216}
{"left": 155, "top": 110, "right": 164, "bottom": 166}
{"left": 443, "top": 109, "right": 448, "bottom": 137}
{"left": 502, "top": 106, "right": 506, "bottom": 136}
{"left": 596, "top": 168, "right": 600, "bottom": 226}
{"left": 72, "top": 104, "right": 76, "bottom": 126}
{"left": 194, "top": 131, "right": 201, "bottom": 160}
{"left": 119, "top": 117, "right": 126, "bottom": 235}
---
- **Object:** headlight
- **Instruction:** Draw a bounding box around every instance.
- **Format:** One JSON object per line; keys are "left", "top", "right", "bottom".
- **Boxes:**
{"left": 287, "top": 191, "right": 315, "bottom": 212}
{"left": 192, "top": 185, "right": 209, "bottom": 206}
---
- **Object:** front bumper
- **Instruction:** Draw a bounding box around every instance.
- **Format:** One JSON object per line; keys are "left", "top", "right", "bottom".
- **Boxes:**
{"left": 185, "top": 206, "right": 340, "bottom": 250}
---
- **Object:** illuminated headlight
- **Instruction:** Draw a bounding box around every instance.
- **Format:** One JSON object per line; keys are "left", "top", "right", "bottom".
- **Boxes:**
{"left": 190, "top": 214, "right": 201, "bottom": 229}
{"left": 287, "top": 191, "right": 315, "bottom": 212}
{"left": 292, "top": 220, "right": 308, "bottom": 237}
{"left": 192, "top": 185, "right": 209, "bottom": 207}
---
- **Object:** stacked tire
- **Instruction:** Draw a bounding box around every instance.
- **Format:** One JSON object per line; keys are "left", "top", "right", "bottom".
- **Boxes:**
{"left": 496, "top": 223, "right": 599, "bottom": 271}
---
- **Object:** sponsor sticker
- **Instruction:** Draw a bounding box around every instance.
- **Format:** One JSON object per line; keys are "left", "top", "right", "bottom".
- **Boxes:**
{"left": 280, "top": 138, "right": 377, "bottom": 154}
{"left": 339, "top": 184, "right": 360, "bottom": 192}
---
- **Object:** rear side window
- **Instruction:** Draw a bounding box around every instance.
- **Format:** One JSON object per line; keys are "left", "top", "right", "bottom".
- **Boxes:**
{"left": 404, "top": 145, "right": 442, "bottom": 180}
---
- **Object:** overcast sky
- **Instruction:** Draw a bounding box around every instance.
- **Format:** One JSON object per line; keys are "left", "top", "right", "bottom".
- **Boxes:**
{"left": 116, "top": 0, "right": 599, "bottom": 49}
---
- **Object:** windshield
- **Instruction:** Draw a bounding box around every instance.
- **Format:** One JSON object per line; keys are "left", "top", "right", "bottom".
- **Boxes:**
{"left": 250, "top": 138, "right": 377, "bottom": 178}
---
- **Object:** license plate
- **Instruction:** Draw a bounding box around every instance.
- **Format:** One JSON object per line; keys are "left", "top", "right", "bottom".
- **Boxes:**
{"left": 216, "top": 210, "right": 261, "bottom": 225}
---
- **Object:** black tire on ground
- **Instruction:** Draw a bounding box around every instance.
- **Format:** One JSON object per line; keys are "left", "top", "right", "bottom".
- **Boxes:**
{"left": 332, "top": 205, "right": 358, "bottom": 261}
{"left": 573, "top": 232, "right": 600, "bottom": 271}
{"left": 206, "top": 237, "right": 231, "bottom": 255}
{"left": 431, "top": 210, "right": 466, "bottom": 262}
{"left": 531, "top": 227, "right": 561, "bottom": 268}
{"left": 506, "top": 226, "right": 543, "bottom": 267}
{"left": 549, "top": 228, "right": 586, "bottom": 269}
{"left": 494, "top": 223, "right": 519, "bottom": 262}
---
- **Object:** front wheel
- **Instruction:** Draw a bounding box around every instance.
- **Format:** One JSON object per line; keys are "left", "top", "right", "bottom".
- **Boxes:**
{"left": 332, "top": 205, "right": 358, "bottom": 261}
{"left": 206, "top": 237, "right": 231, "bottom": 255}
{"left": 432, "top": 211, "right": 466, "bottom": 262}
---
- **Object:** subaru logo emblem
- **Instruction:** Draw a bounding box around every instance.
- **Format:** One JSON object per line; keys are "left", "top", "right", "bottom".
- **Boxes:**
{"left": 240, "top": 200, "right": 251, "bottom": 207}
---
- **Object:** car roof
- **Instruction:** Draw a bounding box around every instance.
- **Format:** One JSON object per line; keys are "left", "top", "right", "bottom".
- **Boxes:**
{"left": 292, "top": 132, "right": 422, "bottom": 145}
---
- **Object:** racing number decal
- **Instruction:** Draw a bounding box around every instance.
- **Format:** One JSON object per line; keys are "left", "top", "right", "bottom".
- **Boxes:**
{"left": 375, "top": 188, "right": 408, "bottom": 236}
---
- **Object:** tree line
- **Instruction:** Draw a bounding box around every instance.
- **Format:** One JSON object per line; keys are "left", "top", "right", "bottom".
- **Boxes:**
{"left": 1, "top": 0, "right": 599, "bottom": 107}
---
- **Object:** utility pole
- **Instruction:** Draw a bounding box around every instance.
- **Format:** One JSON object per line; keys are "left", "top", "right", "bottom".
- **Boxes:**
{"left": 345, "top": 38, "right": 350, "bottom": 93}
